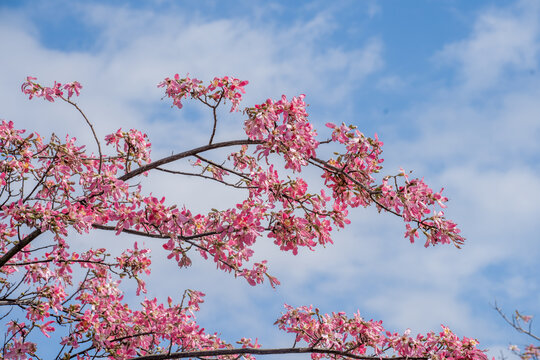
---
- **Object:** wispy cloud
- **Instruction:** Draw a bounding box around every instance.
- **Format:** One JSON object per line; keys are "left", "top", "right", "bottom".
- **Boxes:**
{"left": 435, "top": 0, "right": 540, "bottom": 93}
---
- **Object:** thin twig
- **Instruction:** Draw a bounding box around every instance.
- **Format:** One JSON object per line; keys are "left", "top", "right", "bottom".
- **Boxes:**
{"left": 494, "top": 302, "right": 540, "bottom": 342}
{"left": 208, "top": 97, "right": 222, "bottom": 145}
{"left": 155, "top": 167, "right": 250, "bottom": 189}
{"left": 61, "top": 97, "right": 103, "bottom": 174}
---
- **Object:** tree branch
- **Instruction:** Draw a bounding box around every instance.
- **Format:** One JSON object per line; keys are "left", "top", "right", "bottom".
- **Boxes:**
{"left": 155, "top": 167, "right": 250, "bottom": 189}
{"left": 92, "top": 224, "right": 220, "bottom": 241}
{"left": 309, "top": 157, "right": 448, "bottom": 238}
{"left": 208, "top": 93, "right": 223, "bottom": 145}
{"left": 494, "top": 303, "right": 540, "bottom": 342}
{"left": 0, "top": 299, "right": 35, "bottom": 306}
{"left": 0, "top": 229, "right": 42, "bottom": 268}
{"left": 129, "top": 347, "right": 428, "bottom": 360}
{"left": 92, "top": 224, "right": 238, "bottom": 271}
{"left": 119, "top": 139, "right": 262, "bottom": 181}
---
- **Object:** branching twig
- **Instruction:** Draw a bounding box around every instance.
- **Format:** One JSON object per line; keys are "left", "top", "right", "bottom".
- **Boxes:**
{"left": 92, "top": 224, "right": 237, "bottom": 272}
{"left": 494, "top": 302, "right": 540, "bottom": 342}
{"left": 208, "top": 93, "right": 224, "bottom": 145}
{"left": 61, "top": 97, "right": 103, "bottom": 174}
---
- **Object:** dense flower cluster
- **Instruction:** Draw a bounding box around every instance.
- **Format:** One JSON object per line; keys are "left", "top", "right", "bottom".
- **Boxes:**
{"left": 277, "top": 305, "right": 486, "bottom": 360}
{"left": 244, "top": 94, "right": 319, "bottom": 171}
{"left": 105, "top": 129, "right": 152, "bottom": 169}
{"left": 0, "top": 76, "right": 486, "bottom": 359}
{"left": 379, "top": 171, "right": 464, "bottom": 247}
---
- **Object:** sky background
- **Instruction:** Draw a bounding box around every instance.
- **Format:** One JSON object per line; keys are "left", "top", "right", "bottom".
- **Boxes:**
{"left": 0, "top": 0, "right": 539, "bottom": 358}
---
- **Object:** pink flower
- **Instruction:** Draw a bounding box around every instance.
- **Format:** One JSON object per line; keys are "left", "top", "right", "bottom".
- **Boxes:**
{"left": 39, "top": 321, "right": 55, "bottom": 338}
{"left": 63, "top": 81, "right": 83, "bottom": 99}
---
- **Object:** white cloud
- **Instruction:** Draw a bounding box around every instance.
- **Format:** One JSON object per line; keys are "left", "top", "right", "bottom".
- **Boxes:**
{"left": 366, "top": 1, "right": 381, "bottom": 18}
{"left": 0, "top": 3, "right": 383, "bottom": 152}
{"left": 435, "top": 0, "right": 540, "bottom": 92}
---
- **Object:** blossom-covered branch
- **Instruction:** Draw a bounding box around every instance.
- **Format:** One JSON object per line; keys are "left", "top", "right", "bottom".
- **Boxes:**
{"left": 0, "top": 75, "right": 486, "bottom": 359}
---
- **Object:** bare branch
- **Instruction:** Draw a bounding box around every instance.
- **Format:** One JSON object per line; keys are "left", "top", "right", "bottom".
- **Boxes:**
{"left": 0, "top": 299, "right": 35, "bottom": 306}
{"left": 155, "top": 167, "right": 250, "bottom": 189}
{"left": 208, "top": 93, "right": 224, "bottom": 145}
{"left": 119, "top": 139, "right": 262, "bottom": 181}
{"left": 194, "top": 154, "right": 251, "bottom": 180}
{"left": 494, "top": 303, "right": 540, "bottom": 342}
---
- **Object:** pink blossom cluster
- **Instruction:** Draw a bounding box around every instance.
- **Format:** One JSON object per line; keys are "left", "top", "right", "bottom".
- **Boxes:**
{"left": 157, "top": 74, "right": 248, "bottom": 111}
{"left": 157, "top": 74, "right": 204, "bottom": 109}
{"left": 277, "top": 305, "right": 487, "bottom": 360}
{"left": 320, "top": 123, "right": 463, "bottom": 247}
{"left": 105, "top": 128, "right": 152, "bottom": 168}
{"left": 158, "top": 74, "right": 463, "bottom": 248}
{"left": 379, "top": 171, "right": 464, "bottom": 247}
{"left": 244, "top": 94, "right": 319, "bottom": 172}
{"left": 322, "top": 122, "right": 384, "bottom": 207}
{"left": 239, "top": 260, "right": 280, "bottom": 288}
{"left": 208, "top": 76, "right": 249, "bottom": 112}
{"left": 4, "top": 322, "right": 37, "bottom": 359}
{"left": 59, "top": 288, "right": 230, "bottom": 358}
{"left": 228, "top": 160, "right": 342, "bottom": 255}
{"left": 0, "top": 76, "right": 482, "bottom": 359}
{"left": 21, "top": 76, "right": 82, "bottom": 101}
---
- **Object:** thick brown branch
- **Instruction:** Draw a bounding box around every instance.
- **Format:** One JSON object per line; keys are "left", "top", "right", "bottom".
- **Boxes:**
{"left": 0, "top": 299, "right": 34, "bottom": 306}
{"left": 92, "top": 224, "right": 219, "bottom": 241}
{"left": 119, "top": 139, "right": 262, "bottom": 181}
{"left": 0, "top": 229, "right": 42, "bottom": 268}
{"left": 129, "top": 347, "right": 427, "bottom": 360}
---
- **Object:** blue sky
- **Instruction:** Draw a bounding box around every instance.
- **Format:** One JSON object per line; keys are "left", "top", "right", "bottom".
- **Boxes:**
{"left": 0, "top": 0, "right": 539, "bottom": 358}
